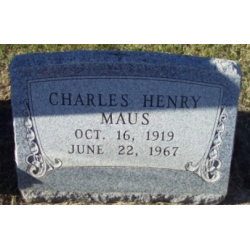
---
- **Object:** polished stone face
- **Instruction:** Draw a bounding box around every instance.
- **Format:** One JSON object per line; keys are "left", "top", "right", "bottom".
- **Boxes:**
{"left": 10, "top": 51, "right": 241, "bottom": 204}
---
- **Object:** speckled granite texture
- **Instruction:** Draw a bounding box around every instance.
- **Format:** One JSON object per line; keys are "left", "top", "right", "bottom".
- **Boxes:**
{"left": 10, "top": 51, "right": 242, "bottom": 204}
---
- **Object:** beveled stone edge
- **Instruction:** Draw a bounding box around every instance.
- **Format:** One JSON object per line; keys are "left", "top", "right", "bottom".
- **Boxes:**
{"left": 21, "top": 190, "right": 226, "bottom": 205}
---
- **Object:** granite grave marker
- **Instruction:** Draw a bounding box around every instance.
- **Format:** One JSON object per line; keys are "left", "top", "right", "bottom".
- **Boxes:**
{"left": 10, "top": 51, "right": 241, "bottom": 204}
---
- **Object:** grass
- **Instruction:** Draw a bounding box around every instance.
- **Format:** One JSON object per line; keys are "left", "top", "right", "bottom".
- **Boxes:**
{"left": 1, "top": 44, "right": 250, "bottom": 204}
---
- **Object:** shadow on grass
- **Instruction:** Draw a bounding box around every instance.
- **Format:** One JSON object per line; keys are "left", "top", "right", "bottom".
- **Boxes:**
{"left": 222, "top": 111, "right": 250, "bottom": 204}
{"left": 1, "top": 100, "right": 250, "bottom": 205}
{"left": 0, "top": 100, "right": 22, "bottom": 204}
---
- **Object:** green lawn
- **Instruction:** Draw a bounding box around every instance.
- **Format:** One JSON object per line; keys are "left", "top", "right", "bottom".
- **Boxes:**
{"left": 1, "top": 44, "right": 250, "bottom": 204}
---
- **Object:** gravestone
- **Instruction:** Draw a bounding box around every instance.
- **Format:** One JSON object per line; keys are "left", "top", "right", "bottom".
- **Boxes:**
{"left": 10, "top": 51, "right": 241, "bottom": 204}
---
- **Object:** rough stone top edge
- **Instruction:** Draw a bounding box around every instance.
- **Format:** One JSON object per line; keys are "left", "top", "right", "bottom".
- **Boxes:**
{"left": 9, "top": 50, "right": 241, "bottom": 76}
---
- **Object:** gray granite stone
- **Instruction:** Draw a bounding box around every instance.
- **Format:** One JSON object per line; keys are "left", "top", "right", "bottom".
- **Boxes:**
{"left": 9, "top": 51, "right": 242, "bottom": 204}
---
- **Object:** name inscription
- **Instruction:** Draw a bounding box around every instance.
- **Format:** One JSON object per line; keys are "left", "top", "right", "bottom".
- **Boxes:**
{"left": 48, "top": 92, "right": 201, "bottom": 109}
